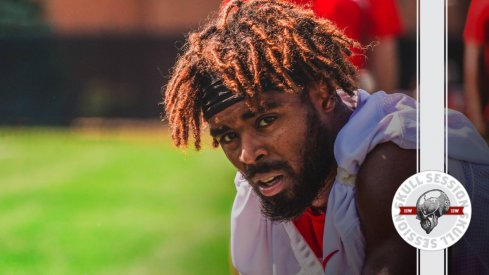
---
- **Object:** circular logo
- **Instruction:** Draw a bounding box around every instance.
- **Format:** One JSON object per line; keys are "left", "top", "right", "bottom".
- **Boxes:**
{"left": 391, "top": 171, "right": 472, "bottom": 251}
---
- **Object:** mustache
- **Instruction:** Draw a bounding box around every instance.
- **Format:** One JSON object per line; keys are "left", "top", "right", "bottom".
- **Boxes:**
{"left": 245, "top": 161, "right": 289, "bottom": 179}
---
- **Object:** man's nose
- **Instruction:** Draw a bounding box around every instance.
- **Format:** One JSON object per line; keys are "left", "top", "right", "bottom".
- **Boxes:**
{"left": 238, "top": 135, "right": 267, "bottom": 165}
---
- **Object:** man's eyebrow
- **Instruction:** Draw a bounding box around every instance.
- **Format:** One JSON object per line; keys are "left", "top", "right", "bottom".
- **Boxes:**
{"left": 241, "top": 101, "right": 281, "bottom": 120}
{"left": 210, "top": 102, "right": 281, "bottom": 137}
{"left": 210, "top": 126, "right": 229, "bottom": 137}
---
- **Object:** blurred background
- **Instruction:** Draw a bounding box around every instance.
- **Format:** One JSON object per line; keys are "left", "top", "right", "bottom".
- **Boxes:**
{"left": 0, "top": 0, "right": 474, "bottom": 274}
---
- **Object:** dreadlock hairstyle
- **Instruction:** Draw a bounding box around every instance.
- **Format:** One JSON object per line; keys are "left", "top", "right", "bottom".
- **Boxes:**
{"left": 164, "top": 0, "right": 362, "bottom": 150}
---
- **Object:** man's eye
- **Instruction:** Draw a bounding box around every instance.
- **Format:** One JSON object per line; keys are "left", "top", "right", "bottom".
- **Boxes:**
{"left": 220, "top": 132, "right": 237, "bottom": 144}
{"left": 257, "top": 116, "right": 277, "bottom": 128}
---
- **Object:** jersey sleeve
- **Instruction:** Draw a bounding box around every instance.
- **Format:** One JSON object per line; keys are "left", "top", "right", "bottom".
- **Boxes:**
{"left": 463, "top": 0, "right": 489, "bottom": 45}
{"left": 367, "top": 0, "right": 403, "bottom": 39}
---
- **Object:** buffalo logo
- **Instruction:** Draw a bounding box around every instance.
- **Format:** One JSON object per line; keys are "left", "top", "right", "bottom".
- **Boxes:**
{"left": 416, "top": 190, "right": 450, "bottom": 234}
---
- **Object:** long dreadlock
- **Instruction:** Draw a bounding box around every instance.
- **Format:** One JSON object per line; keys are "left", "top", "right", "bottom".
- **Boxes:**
{"left": 163, "top": 0, "right": 361, "bottom": 150}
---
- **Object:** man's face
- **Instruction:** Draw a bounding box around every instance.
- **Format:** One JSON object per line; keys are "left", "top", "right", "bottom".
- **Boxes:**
{"left": 208, "top": 90, "right": 336, "bottom": 221}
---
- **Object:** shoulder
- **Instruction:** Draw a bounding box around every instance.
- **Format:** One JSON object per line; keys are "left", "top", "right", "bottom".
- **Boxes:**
{"left": 355, "top": 142, "right": 416, "bottom": 274}
{"left": 356, "top": 141, "right": 416, "bottom": 230}
{"left": 357, "top": 141, "right": 416, "bottom": 193}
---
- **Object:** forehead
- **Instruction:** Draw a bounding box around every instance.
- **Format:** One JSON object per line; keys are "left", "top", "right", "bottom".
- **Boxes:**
{"left": 207, "top": 90, "right": 304, "bottom": 126}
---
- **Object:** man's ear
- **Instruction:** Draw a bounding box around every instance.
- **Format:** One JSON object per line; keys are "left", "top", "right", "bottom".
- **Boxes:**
{"left": 308, "top": 81, "right": 336, "bottom": 113}
{"left": 322, "top": 94, "right": 336, "bottom": 113}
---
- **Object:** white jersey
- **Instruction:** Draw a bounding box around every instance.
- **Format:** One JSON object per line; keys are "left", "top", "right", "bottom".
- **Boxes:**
{"left": 230, "top": 90, "right": 489, "bottom": 275}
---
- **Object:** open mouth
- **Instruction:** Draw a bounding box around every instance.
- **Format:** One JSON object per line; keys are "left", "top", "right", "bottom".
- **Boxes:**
{"left": 257, "top": 175, "right": 284, "bottom": 197}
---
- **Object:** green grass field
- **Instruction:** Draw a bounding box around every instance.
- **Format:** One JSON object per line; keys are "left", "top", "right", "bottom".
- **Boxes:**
{"left": 0, "top": 128, "right": 237, "bottom": 275}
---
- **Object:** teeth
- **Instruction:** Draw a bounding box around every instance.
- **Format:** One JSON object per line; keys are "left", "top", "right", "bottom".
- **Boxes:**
{"left": 262, "top": 176, "right": 276, "bottom": 183}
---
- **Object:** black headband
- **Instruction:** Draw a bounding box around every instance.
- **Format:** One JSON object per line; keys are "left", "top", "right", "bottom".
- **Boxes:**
{"left": 200, "top": 80, "right": 244, "bottom": 120}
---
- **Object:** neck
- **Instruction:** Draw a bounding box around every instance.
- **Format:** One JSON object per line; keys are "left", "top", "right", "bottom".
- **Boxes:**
{"left": 311, "top": 167, "right": 337, "bottom": 210}
{"left": 309, "top": 98, "right": 352, "bottom": 211}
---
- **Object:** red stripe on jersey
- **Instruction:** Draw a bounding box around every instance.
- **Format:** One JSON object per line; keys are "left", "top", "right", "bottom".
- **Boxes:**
{"left": 292, "top": 208, "right": 325, "bottom": 259}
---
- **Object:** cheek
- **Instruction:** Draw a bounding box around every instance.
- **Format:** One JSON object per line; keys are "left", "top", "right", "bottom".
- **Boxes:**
{"left": 272, "top": 122, "right": 308, "bottom": 167}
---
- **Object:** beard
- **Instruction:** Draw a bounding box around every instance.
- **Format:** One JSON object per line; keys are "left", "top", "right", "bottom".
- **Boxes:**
{"left": 244, "top": 107, "right": 336, "bottom": 221}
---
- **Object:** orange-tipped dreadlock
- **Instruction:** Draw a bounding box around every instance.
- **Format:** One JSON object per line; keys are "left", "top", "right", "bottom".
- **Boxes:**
{"left": 163, "top": 0, "right": 361, "bottom": 150}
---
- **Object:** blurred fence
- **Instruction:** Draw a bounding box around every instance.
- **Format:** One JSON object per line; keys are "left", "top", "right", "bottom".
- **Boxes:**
{"left": 0, "top": 34, "right": 185, "bottom": 125}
